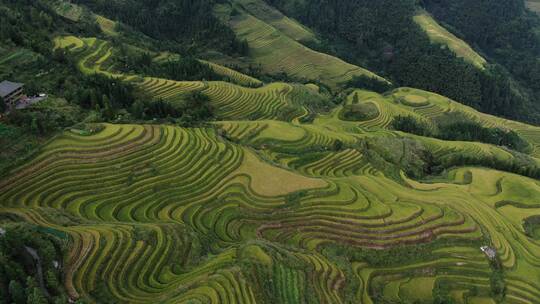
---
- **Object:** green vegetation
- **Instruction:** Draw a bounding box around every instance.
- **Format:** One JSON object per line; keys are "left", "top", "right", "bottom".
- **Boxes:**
{"left": 264, "top": 0, "right": 540, "bottom": 124}
{"left": 523, "top": 216, "right": 540, "bottom": 239}
{"left": 392, "top": 114, "right": 530, "bottom": 152}
{"left": 118, "top": 53, "right": 223, "bottom": 82}
{"left": 413, "top": 12, "right": 487, "bottom": 69}
{"left": 215, "top": 0, "right": 388, "bottom": 89}
{"left": 73, "top": 0, "right": 247, "bottom": 55}
{"left": 2, "top": 0, "right": 540, "bottom": 303}
{"left": 392, "top": 115, "right": 433, "bottom": 137}
{"left": 0, "top": 219, "right": 69, "bottom": 304}
{"left": 423, "top": 0, "right": 540, "bottom": 123}
{"left": 340, "top": 103, "right": 380, "bottom": 122}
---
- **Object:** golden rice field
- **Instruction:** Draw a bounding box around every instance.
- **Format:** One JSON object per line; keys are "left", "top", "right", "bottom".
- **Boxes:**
{"left": 199, "top": 60, "right": 263, "bottom": 87}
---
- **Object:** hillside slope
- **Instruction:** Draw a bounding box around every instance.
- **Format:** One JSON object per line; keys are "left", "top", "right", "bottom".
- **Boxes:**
{"left": 215, "top": 1, "right": 388, "bottom": 89}
{"left": 413, "top": 12, "right": 487, "bottom": 69}
{"left": 1, "top": 1, "right": 540, "bottom": 304}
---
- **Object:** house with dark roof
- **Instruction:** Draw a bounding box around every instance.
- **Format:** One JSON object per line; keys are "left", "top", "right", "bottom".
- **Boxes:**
{"left": 0, "top": 80, "right": 24, "bottom": 107}
{"left": 480, "top": 246, "right": 497, "bottom": 260}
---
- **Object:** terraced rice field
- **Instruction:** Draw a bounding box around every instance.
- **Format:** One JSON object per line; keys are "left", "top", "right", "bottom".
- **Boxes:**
{"left": 53, "top": 36, "right": 127, "bottom": 79}
{"left": 414, "top": 12, "right": 487, "bottom": 69}
{"left": 7, "top": 33, "right": 540, "bottom": 303}
{"left": 339, "top": 87, "right": 540, "bottom": 160}
{"left": 138, "top": 78, "right": 311, "bottom": 121}
{"left": 55, "top": 35, "right": 301, "bottom": 120}
{"left": 200, "top": 60, "right": 263, "bottom": 87}
{"left": 52, "top": 0, "right": 83, "bottom": 22}
{"left": 0, "top": 48, "right": 37, "bottom": 66}
{"left": 95, "top": 15, "right": 118, "bottom": 36}
{"left": 2, "top": 121, "right": 540, "bottom": 303}
{"left": 233, "top": 0, "right": 318, "bottom": 43}
{"left": 527, "top": 0, "right": 540, "bottom": 14}
{"left": 217, "top": 4, "right": 388, "bottom": 88}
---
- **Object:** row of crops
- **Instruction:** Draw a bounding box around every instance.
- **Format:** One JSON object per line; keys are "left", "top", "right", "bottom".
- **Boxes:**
{"left": 2, "top": 33, "right": 540, "bottom": 303}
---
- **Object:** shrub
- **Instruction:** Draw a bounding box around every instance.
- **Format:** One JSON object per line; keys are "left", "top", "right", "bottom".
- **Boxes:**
{"left": 391, "top": 115, "right": 433, "bottom": 137}
{"left": 523, "top": 215, "right": 540, "bottom": 239}
{"left": 345, "top": 75, "right": 394, "bottom": 93}
{"left": 392, "top": 114, "right": 530, "bottom": 153}
{"left": 285, "top": 190, "right": 307, "bottom": 206}
{"left": 340, "top": 103, "right": 379, "bottom": 121}
{"left": 437, "top": 119, "right": 529, "bottom": 152}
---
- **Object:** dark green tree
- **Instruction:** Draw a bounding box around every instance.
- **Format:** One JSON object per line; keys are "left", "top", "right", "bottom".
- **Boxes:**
{"left": 8, "top": 280, "right": 26, "bottom": 304}
{"left": 0, "top": 96, "right": 6, "bottom": 113}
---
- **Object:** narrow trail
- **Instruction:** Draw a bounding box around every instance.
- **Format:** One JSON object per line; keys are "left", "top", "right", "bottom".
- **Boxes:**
{"left": 24, "top": 246, "right": 51, "bottom": 298}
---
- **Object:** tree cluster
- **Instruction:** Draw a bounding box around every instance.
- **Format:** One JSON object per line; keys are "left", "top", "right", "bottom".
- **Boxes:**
{"left": 0, "top": 222, "right": 69, "bottom": 304}
{"left": 131, "top": 91, "right": 214, "bottom": 126}
{"left": 68, "top": 74, "right": 136, "bottom": 119}
{"left": 391, "top": 115, "right": 530, "bottom": 153}
{"left": 423, "top": 0, "right": 540, "bottom": 119}
{"left": 118, "top": 52, "right": 222, "bottom": 82}
{"left": 523, "top": 215, "right": 540, "bottom": 239}
{"left": 73, "top": 0, "right": 247, "bottom": 55}
{"left": 345, "top": 75, "right": 394, "bottom": 93}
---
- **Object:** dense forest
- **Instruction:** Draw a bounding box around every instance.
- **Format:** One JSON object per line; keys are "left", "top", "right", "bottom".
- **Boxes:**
{"left": 0, "top": 219, "right": 70, "bottom": 304}
{"left": 264, "top": 0, "right": 540, "bottom": 124}
{"left": 423, "top": 0, "right": 540, "bottom": 92}
{"left": 116, "top": 52, "right": 224, "bottom": 82}
{"left": 73, "top": 0, "right": 248, "bottom": 55}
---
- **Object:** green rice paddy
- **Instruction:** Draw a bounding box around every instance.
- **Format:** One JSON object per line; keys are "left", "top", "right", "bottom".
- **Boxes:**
{"left": 3, "top": 33, "right": 540, "bottom": 303}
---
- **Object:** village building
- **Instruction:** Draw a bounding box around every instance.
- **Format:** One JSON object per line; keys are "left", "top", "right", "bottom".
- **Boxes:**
{"left": 480, "top": 246, "right": 497, "bottom": 260}
{"left": 0, "top": 80, "right": 24, "bottom": 107}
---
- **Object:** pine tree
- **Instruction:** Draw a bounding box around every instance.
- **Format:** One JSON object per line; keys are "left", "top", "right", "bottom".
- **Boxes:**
{"left": 131, "top": 100, "right": 146, "bottom": 119}
{"left": 102, "top": 95, "right": 114, "bottom": 120}
{"left": 352, "top": 93, "right": 359, "bottom": 104}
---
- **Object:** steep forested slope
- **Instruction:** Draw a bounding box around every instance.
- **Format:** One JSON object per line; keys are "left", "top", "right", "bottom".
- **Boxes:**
{"left": 423, "top": 0, "right": 540, "bottom": 114}
{"left": 72, "top": 0, "right": 248, "bottom": 55}
{"left": 264, "top": 0, "right": 540, "bottom": 124}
